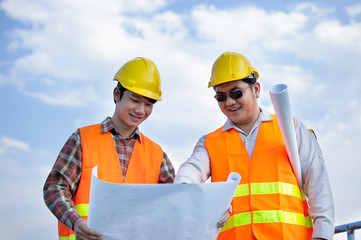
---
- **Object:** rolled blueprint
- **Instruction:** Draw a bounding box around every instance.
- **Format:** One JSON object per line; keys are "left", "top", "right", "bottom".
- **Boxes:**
{"left": 269, "top": 84, "right": 302, "bottom": 188}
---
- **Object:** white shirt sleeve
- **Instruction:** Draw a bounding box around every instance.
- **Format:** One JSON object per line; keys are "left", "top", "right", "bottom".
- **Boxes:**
{"left": 174, "top": 135, "right": 211, "bottom": 183}
{"left": 295, "top": 119, "right": 335, "bottom": 239}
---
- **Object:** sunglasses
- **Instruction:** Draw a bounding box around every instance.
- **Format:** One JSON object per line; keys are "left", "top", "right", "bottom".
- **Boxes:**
{"left": 214, "top": 85, "right": 252, "bottom": 102}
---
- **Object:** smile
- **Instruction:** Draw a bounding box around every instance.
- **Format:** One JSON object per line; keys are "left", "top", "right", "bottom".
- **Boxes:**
{"left": 228, "top": 106, "right": 241, "bottom": 112}
{"left": 130, "top": 113, "right": 144, "bottom": 120}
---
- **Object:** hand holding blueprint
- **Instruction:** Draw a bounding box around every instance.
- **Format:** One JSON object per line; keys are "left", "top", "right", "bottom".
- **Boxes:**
{"left": 87, "top": 167, "right": 240, "bottom": 240}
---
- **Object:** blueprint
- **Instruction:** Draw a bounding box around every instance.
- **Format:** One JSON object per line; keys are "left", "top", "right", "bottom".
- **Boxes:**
{"left": 87, "top": 167, "right": 240, "bottom": 240}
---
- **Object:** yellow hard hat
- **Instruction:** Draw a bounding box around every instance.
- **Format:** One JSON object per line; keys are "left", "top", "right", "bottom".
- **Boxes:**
{"left": 114, "top": 57, "right": 162, "bottom": 101}
{"left": 208, "top": 52, "right": 259, "bottom": 88}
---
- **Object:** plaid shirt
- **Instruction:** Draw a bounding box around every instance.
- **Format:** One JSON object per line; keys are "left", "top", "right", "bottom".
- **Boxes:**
{"left": 43, "top": 117, "right": 175, "bottom": 230}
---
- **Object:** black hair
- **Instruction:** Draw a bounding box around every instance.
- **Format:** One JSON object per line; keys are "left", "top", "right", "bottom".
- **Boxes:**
{"left": 117, "top": 82, "right": 127, "bottom": 101}
{"left": 113, "top": 82, "right": 127, "bottom": 103}
{"left": 242, "top": 77, "right": 257, "bottom": 85}
{"left": 114, "top": 82, "right": 157, "bottom": 104}
{"left": 147, "top": 97, "right": 157, "bottom": 104}
{"left": 241, "top": 73, "right": 257, "bottom": 85}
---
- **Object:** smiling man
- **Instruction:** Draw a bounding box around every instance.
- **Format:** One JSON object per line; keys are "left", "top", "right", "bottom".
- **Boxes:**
{"left": 43, "top": 57, "right": 175, "bottom": 240}
{"left": 175, "top": 52, "right": 335, "bottom": 240}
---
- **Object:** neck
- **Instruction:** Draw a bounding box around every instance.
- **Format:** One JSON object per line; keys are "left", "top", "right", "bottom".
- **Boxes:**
{"left": 111, "top": 115, "right": 136, "bottom": 138}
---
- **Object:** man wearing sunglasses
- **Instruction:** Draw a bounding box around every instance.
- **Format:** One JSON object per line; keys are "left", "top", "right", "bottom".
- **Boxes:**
{"left": 175, "top": 52, "right": 334, "bottom": 240}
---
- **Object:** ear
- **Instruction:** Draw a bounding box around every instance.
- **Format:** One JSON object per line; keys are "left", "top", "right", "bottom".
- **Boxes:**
{"left": 113, "top": 87, "right": 120, "bottom": 103}
{"left": 254, "top": 82, "right": 261, "bottom": 98}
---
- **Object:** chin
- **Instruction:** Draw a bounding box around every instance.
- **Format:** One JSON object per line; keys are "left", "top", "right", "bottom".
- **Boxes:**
{"left": 230, "top": 116, "right": 245, "bottom": 125}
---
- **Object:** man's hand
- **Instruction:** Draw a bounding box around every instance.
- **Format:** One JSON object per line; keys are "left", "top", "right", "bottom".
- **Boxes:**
{"left": 217, "top": 205, "right": 232, "bottom": 228}
{"left": 73, "top": 218, "right": 103, "bottom": 240}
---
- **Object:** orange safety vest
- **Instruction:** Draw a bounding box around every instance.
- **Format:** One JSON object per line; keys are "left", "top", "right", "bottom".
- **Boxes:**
{"left": 58, "top": 124, "right": 163, "bottom": 240}
{"left": 205, "top": 116, "right": 313, "bottom": 240}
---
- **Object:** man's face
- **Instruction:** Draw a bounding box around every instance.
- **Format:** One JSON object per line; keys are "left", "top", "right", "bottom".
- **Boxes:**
{"left": 114, "top": 89, "right": 154, "bottom": 131}
{"left": 215, "top": 80, "right": 260, "bottom": 129}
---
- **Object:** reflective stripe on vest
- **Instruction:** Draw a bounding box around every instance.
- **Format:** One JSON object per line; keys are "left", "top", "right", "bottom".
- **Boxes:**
{"left": 221, "top": 182, "right": 310, "bottom": 233}
{"left": 234, "top": 182, "right": 306, "bottom": 201}
{"left": 220, "top": 210, "right": 312, "bottom": 233}
{"left": 75, "top": 204, "right": 89, "bottom": 217}
{"left": 59, "top": 234, "right": 75, "bottom": 240}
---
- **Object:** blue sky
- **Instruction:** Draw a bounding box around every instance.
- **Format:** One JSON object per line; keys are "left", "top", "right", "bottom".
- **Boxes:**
{"left": 1, "top": 0, "right": 361, "bottom": 239}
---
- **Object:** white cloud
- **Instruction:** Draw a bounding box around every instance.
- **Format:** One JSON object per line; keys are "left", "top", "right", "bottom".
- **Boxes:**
{"left": 313, "top": 20, "right": 361, "bottom": 49}
{"left": 190, "top": 4, "right": 308, "bottom": 53}
{"left": 346, "top": 3, "right": 361, "bottom": 17}
{"left": 2, "top": 0, "right": 360, "bottom": 110}
{"left": 0, "top": 0, "right": 168, "bottom": 23}
{"left": 286, "top": 19, "right": 361, "bottom": 77}
{"left": 0, "top": 0, "right": 188, "bottom": 108}
{"left": 293, "top": 2, "right": 333, "bottom": 18}
{"left": 121, "top": 0, "right": 168, "bottom": 13}
{"left": 22, "top": 85, "right": 98, "bottom": 106}
{"left": 0, "top": 136, "right": 30, "bottom": 155}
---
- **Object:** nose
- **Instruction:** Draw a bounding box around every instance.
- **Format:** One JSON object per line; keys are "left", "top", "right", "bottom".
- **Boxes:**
{"left": 134, "top": 102, "right": 146, "bottom": 115}
{"left": 225, "top": 95, "right": 236, "bottom": 106}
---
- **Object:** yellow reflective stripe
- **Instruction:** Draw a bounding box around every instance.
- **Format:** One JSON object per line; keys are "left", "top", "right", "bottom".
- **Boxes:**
{"left": 220, "top": 212, "right": 252, "bottom": 233}
{"left": 251, "top": 182, "right": 305, "bottom": 200}
{"left": 253, "top": 210, "right": 312, "bottom": 228}
{"left": 233, "top": 182, "right": 305, "bottom": 201}
{"left": 220, "top": 210, "right": 312, "bottom": 233}
{"left": 234, "top": 184, "right": 249, "bottom": 197}
{"left": 59, "top": 234, "right": 75, "bottom": 240}
{"left": 75, "top": 204, "right": 89, "bottom": 217}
